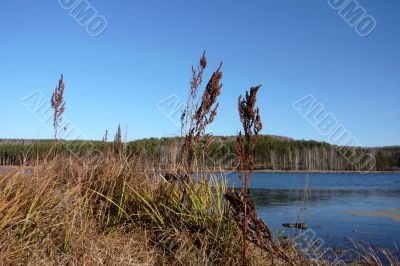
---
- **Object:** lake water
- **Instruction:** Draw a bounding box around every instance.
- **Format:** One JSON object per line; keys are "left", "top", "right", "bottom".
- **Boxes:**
{"left": 224, "top": 172, "right": 400, "bottom": 251}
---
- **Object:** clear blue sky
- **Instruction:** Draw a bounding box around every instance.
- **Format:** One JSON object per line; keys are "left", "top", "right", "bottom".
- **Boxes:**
{"left": 0, "top": 1, "right": 399, "bottom": 147}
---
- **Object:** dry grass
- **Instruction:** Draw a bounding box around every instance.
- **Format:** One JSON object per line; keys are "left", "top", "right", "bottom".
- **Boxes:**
{"left": 0, "top": 152, "right": 399, "bottom": 265}
{"left": 0, "top": 153, "right": 272, "bottom": 265}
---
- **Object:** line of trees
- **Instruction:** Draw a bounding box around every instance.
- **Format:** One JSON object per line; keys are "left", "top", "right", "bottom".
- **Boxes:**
{"left": 1, "top": 136, "right": 399, "bottom": 171}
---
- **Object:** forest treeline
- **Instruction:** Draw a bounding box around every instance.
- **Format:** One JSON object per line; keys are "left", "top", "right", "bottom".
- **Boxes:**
{"left": 1, "top": 136, "right": 399, "bottom": 171}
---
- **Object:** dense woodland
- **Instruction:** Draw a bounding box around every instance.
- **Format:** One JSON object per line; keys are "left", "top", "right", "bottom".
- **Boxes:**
{"left": 1, "top": 136, "right": 399, "bottom": 171}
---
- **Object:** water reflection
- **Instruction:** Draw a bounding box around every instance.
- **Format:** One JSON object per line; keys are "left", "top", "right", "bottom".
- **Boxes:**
{"left": 217, "top": 172, "right": 400, "bottom": 250}
{"left": 250, "top": 188, "right": 400, "bottom": 207}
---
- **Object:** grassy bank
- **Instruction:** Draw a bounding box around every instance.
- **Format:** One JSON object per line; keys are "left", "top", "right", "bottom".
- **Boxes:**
{"left": 0, "top": 153, "right": 284, "bottom": 265}
{"left": 1, "top": 153, "right": 399, "bottom": 265}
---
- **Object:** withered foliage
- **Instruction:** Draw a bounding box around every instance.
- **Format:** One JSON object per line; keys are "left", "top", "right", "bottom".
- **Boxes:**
{"left": 225, "top": 190, "right": 294, "bottom": 266}
{"left": 102, "top": 129, "right": 109, "bottom": 153}
{"left": 51, "top": 74, "right": 66, "bottom": 140}
{"left": 180, "top": 51, "right": 223, "bottom": 173}
{"left": 114, "top": 124, "right": 123, "bottom": 157}
{"left": 236, "top": 86, "right": 263, "bottom": 265}
{"left": 102, "top": 130, "right": 109, "bottom": 143}
{"left": 225, "top": 86, "right": 294, "bottom": 265}
{"left": 237, "top": 85, "right": 263, "bottom": 178}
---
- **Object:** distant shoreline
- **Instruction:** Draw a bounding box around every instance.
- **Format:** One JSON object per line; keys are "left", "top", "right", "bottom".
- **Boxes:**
{"left": 253, "top": 169, "right": 400, "bottom": 174}
{"left": 198, "top": 168, "right": 400, "bottom": 174}
{"left": 1, "top": 165, "right": 400, "bottom": 175}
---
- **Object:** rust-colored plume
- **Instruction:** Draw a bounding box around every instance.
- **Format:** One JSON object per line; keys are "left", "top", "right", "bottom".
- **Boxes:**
{"left": 51, "top": 74, "right": 66, "bottom": 140}
{"left": 237, "top": 85, "right": 263, "bottom": 174}
{"left": 181, "top": 51, "right": 222, "bottom": 173}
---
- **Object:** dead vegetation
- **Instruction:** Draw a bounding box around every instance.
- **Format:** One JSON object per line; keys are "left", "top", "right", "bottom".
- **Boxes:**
{"left": 0, "top": 154, "right": 256, "bottom": 265}
{"left": 51, "top": 74, "right": 66, "bottom": 140}
{"left": 181, "top": 51, "right": 222, "bottom": 173}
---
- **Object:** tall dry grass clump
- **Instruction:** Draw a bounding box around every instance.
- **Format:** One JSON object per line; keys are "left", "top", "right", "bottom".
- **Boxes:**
{"left": 1, "top": 153, "right": 398, "bottom": 265}
{"left": 0, "top": 152, "right": 262, "bottom": 265}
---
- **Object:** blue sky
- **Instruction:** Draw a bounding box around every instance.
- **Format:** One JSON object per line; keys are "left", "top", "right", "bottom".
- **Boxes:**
{"left": 0, "top": 1, "right": 399, "bottom": 147}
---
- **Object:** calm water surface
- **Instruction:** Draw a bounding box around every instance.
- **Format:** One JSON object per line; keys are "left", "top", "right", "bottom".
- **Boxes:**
{"left": 224, "top": 172, "right": 400, "bottom": 250}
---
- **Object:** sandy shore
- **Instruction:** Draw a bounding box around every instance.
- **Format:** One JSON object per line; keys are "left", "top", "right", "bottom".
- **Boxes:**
{"left": 0, "top": 166, "right": 33, "bottom": 176}
{"left": 342, "top": 208, "right": 400, "bottom": 223}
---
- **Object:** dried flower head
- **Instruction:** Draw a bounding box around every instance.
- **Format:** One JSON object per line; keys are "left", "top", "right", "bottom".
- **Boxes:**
{"left": 51, "top": 74, "right": 66, "bottom": 140}
{"left": 181, "top": 51, "right": 223, "bottom": 172}
{"left": 238, "top": 85, "right": 263, "bottom": 137}
{"left": 237, "top": 85, "right": 263, "bottom": 175}
{"left": 114, "top": 124, "right": 123, "bottom": 156}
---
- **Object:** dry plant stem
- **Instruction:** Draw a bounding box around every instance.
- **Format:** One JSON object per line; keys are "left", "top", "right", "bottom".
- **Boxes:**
{"left": 103, "top": 130, "right": 108, "bottom": 142}
{"left": 114, "top": 124, "right": 123, "bottom": 157}
{"left": 233, "top": 86, "right": 295, "bottom": 265}
{"left": 236, "top": 86, "right": 263, "bottom": 265}
{"left": 51, "top": 74, "right": 66, "bottom": 140}
{"left": 181, "top": 51, "right": 222, "bottom": 173}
